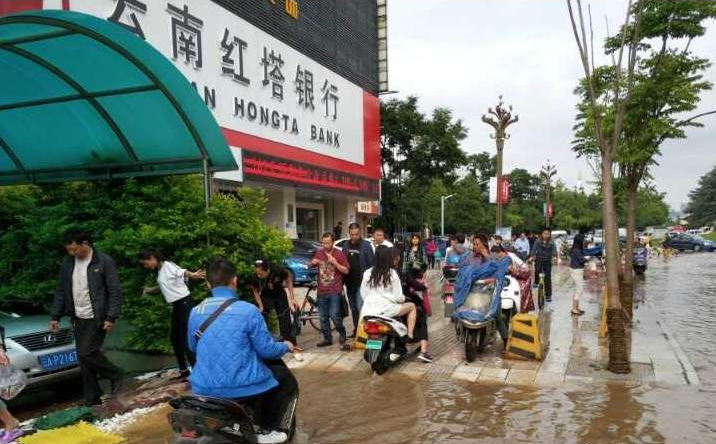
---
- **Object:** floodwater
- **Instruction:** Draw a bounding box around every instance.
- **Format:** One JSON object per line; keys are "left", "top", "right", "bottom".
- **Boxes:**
{"left": 20, "top": 254, "right": 716, "bottom": 443}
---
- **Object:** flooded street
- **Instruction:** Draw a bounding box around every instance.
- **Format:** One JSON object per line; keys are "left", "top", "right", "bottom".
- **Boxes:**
{"left": 10, "top": 254, "right": 716, "bottom": 444}
{"left": 119, "top": 253, "right": 716, "bottom": 444}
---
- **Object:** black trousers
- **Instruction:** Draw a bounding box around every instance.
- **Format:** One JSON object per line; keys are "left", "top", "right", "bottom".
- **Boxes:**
{"left": 171, "top": 297, "right": 196, "bottom": 371}
{"left": 73, "top": 318, "right": 123, "bottom": 404}
{"left": 240, "top": 359, "right": 298, "bottom": 431}
{"left": 261, "top": 292, "right": 296, "bottom": 345}
{"left": 535, "top": 259, "right": 553, "bottom": 298}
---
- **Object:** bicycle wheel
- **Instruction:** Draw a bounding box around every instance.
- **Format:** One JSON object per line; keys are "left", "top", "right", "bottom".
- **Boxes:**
{"left": 308, "top": 305, "right": 322, "bottom": 332}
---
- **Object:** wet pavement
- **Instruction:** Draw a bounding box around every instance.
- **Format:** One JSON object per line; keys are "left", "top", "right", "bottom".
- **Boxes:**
{"left": 13, "top": 253, "right": 716, "bottom": 443}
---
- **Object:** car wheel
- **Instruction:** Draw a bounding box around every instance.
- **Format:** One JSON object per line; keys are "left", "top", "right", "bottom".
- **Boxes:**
{"left": 694, "top": 245, "right": 702, "bottom": 252}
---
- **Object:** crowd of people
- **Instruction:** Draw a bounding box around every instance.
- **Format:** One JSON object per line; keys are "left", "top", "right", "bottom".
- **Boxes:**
{"left": 0, "top": 225, "right": 591, "bottom": 443}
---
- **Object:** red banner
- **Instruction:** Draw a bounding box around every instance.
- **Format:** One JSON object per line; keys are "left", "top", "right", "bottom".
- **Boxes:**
{"left": 243, "top": 152, "right": 380, "bottom": 199}
{"left": 500, "top": 177, "right": 510, "bottom": 204}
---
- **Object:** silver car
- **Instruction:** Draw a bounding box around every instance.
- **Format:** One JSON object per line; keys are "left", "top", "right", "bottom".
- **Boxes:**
{"left": 2, "top": 310, "right": 79, "bottom": 387}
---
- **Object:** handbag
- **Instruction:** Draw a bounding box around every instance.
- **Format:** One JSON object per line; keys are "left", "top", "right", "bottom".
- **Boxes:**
{"left": 339, "top": 291, "right": 350, "bottom": 319}
{"left": 417, "top": 278, "right": 433, "bottom": 317}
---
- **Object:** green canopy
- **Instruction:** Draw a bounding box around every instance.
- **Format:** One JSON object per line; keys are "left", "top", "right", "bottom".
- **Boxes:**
{"left": 0, "top": 10, "right": 235, "bottom": 186}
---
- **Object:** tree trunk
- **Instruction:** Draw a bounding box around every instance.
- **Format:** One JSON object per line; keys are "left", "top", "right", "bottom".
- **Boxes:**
{"left": 602, "top": 157, "right": 631, "bottom": 374}
{"left": 622, "top": 187, "right": 637, "bottom": 320}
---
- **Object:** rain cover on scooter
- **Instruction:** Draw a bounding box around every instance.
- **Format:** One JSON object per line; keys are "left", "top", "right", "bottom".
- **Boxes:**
{"left": 451, "top": 259, "right": 510, "bottom": 323}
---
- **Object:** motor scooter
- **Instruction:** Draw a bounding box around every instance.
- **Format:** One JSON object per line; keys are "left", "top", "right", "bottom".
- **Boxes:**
{"left": 168, "top": 367, "right": 298, "bottom": 444}
{"left": 442, "top": 263, "right": 459, "bottom": 318}
{"left": 454, "top": 275, "right": 522, "bottom": 362}
{"left": 633, "top": 246, "right": 648, "bottom": 275}
{"left": 361, "top": 315, "right": 416, "bottom": 375}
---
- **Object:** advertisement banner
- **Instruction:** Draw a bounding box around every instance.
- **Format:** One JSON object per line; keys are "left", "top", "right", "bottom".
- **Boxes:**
{"left": 489, "top": 177, "right": 497, "bottom": 203}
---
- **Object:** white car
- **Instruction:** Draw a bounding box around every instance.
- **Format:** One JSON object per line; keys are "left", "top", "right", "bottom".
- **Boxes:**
{"left": 334, "top": 237, "right": 393, "bottom": 251}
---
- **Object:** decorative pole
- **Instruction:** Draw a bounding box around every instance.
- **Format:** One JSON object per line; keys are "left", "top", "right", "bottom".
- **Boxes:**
{"left": 482, "top": 96, "right": 518, "bottom": 232}
{"left": 541, "top": 159, "right": 557, "bottom": 228}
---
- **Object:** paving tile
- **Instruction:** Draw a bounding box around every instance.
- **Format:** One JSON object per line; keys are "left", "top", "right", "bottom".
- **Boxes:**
{"left": 505, "top": 368, "right": 537, "bottom": 386}
{"left": 563, "top": 375, "right": 595, "bottom": 386}
{"left": 451, "top": 366, "right": 482, "bottom": 382}
{"left": 508, "top": 360, "right": 541, "bottom": 371}
{"left": 326, "top": 354, "right": 364, "bottom": 372}
{"left": 534, "top": 371, "right": 564, "bottom": 387}
{"left": 399, "top": 362, "right": 429, "bottom": 379}
{"left": 479, "top": 367, "right": 509, "bottom": 382}
{"left": 303, "top": 353, "right": 342, "bottom": 371}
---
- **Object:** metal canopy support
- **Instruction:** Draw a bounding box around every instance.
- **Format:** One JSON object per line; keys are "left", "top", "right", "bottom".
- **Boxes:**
{"left": 202, "top": 156, "right": 211, "bottom": 210}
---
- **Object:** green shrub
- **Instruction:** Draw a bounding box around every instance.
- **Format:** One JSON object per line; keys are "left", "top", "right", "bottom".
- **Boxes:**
{"left": 0, "top": 176, "right": 291, "bottom": 353}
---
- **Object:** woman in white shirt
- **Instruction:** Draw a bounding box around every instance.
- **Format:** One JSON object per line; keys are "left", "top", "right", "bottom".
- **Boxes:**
{"left": 140, "top": 248, "right": 205, "bottom": 379}
{"left": 360, "top": 246, "right": 417, "bottom": 340}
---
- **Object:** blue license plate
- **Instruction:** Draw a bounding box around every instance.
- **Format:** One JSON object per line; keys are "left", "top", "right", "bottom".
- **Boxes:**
{"left": 39, "top": 350, "right": 78, "bottom": 371}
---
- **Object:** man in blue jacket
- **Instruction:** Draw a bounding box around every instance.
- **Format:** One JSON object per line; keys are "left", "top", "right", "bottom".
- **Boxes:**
{"left": 188, "top": 258, "right": 296, "bottom": 444}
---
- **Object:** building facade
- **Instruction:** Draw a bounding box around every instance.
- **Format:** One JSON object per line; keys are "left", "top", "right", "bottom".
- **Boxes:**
{"left": 2, "top": 0, "right": 382, "bottom": 241}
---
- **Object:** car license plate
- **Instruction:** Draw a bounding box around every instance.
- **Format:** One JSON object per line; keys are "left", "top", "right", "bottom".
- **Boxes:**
{"left": 366, "top": 339, "right": 383, "bottom": 350}
{"left": 39, "top": 350, "right": 78, "bottom": 371}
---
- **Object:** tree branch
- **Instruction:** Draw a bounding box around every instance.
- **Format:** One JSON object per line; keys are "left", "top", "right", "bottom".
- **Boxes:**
{"left": 677, "top": 109, "right": 716, "bottom": 127}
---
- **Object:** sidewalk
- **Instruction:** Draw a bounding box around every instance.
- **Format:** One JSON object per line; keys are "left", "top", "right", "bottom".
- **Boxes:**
{"left": 285, "top": 266, "right": 699, "bottom": 387}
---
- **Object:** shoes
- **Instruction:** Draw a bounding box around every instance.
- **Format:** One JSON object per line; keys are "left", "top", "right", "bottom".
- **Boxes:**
{"left": 316, "top": 341, "right": 333, "bottom": 347}
{"left": 417, "top": 352, "right": 434, "bottom": 363}
{"left": 176, "top": 369, "right": 191, "bottom": 380}
{"left": 252, "top": 430, "right": 289, "bottom": 444}
{"left": 546, "top": 297, "right": 552, "bottom": 303}
{"left": 85, "top": 399, "right": 102, "bottom": 407}
{"left": 339, "top": 333, "right": 347, "bottom": 345}
{"left": 571, "top": 310, "right": 585, "bottom": 316}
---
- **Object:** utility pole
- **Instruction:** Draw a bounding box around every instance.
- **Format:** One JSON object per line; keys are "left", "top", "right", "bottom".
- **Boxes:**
{"left": 541, "top": 160, "right": 557, "bottom": 228}
{"left": 482, "top": 96, "right": 518, "bottom": 232}
{"left": 441, "top": 194, "right": 455, "bottom": 236}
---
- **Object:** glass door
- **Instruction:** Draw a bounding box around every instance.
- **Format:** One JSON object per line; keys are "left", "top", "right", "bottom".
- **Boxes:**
{"left": 297, "top": 208, "right": 321, "bottom": 241}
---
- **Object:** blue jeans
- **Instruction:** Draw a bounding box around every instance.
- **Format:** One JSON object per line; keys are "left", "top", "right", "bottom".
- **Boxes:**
{"left": 345, "top": 284, "right": 363, "bottom": 330}
{"left": 317, "top": 293, "right": 346, "bottom": 343}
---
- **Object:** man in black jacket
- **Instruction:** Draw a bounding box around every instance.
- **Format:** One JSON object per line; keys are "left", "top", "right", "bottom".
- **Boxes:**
{"left": 342, "top": 223, "right": 374, "bottom": 337}
{"left": 529, "top": 227, "right": 557, "bottom": 303}
{"left": 49, "top": 230, "right": 123, "bottom": 406}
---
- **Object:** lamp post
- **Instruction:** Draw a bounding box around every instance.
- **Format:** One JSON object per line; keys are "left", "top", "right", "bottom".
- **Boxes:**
{"left": 482, "top": 95, "right": 518, "bottom": 232}
{"left": 541, "top": 159, "right": 557, "bottom": 228}
{"left": 441, "top": 194, "right": 455, "bottom": 236}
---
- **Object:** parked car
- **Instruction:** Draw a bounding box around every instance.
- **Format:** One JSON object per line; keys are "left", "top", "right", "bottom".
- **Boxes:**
{"left": 694, "top": 235, "right": 715, "bottom": 252}
{"left": 663, "top": 232, "right": 706, "bottom": 252}
{"left": 1, "top": 305, "right": 79, "bottom": 388}
{"left": 283, "top": 254, "right": 317, "bottom": 285}
{"left": 290, "top": 239, "right": 321, "bottom": 258}
{"left": 284, "top": 239, "right": 320, "bottom": 284}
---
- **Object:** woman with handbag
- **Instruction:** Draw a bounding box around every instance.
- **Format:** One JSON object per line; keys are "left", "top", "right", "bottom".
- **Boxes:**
{"left": 394, "top": 250, "right": 433, "bottom": 363}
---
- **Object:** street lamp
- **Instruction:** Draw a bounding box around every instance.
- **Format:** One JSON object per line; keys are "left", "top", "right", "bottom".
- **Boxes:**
{"left": 541, "top": 159, "right": 557, "bottom": 228}
{"left": 441, "top": 194, "right": 455, "bottom": 236}
{"left": 482, "top": 95, "right": 518, "bottom": 232}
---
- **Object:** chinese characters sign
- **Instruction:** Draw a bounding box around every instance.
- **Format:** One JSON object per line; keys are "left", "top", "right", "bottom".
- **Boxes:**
{"left": 67, "top": 0, "right": 365, "bottom": 165}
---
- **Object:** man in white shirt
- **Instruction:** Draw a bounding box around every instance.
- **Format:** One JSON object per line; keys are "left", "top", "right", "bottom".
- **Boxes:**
{"left": 51, "top": 230, "right": 123, "bottom": 406}
{"left": 140, "top": 248, "right": 205, "bottom": 379}
{"left": 371, "top": 228, "right": 394, "bottom": 252}
{"left": 513, "top": 232, "right": 531, "bottom": 260}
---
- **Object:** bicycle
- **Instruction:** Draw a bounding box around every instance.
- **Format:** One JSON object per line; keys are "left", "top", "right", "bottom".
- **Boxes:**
{"left": 296, "top": 282, "right": 334, "bottom": 334}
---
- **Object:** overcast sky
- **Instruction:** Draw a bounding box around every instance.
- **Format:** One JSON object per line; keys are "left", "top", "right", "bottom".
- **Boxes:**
{"left": 386, "top": 0, "right": 716, "bottom": 211}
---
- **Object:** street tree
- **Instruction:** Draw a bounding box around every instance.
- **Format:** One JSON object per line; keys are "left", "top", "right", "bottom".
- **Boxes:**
{"left": 612, "top": 0, "right": 716, "bottom": 311}
{"left": 567, "top": 0, "right": 642, "bottom": 374}
{"left": 686, "top": 164, "right": 716, "bottom": 227}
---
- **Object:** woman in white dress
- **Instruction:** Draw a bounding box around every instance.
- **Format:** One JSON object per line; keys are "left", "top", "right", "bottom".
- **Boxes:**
{"left": 360, "top": 246, "right": 417, "bottom": 340}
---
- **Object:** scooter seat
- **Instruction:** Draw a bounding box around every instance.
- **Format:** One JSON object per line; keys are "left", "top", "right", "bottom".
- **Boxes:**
{"left": 170, "top": 395, "right": 253, "bottom": 420}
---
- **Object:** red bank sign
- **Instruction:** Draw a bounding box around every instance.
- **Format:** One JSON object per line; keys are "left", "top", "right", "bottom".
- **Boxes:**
{"left": 2, "top": 0, "right": 381, "bottom": 198}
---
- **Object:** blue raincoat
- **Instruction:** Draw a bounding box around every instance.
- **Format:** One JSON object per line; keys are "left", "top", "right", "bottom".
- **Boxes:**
{"left": 452, "top": 258, "right": 511, "bottom": 323}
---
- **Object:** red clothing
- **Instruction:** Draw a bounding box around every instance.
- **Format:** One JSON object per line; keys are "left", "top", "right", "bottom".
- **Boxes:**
{"left": 313, "top": 248, "right": 349, "bottom": 295}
